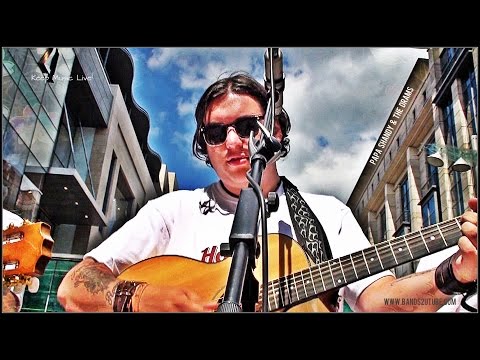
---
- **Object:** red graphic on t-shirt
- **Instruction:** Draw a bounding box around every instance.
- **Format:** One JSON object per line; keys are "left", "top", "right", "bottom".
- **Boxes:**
{"left": 201, "top": 246, "right": 224, "bottom": 263}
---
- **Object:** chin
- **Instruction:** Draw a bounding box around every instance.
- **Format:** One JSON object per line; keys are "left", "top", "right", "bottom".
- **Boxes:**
{"left": 226, "top": 176, "right": 249, "bottom": 191}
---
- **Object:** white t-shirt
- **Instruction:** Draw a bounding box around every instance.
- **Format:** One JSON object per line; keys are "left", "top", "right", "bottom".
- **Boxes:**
{"left": 86, "top": 180, "right": 394, "bottom": 312}
{"left": 2, "top": 209, "right": 27, "bottom": 310}
{"left": 416, "top": 247, "right": 478, "bottom": 312}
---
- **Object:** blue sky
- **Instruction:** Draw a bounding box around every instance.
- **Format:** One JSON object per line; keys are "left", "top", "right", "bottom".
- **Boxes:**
{"left": 127, "top": 48, "right": 428, "bottom": 203}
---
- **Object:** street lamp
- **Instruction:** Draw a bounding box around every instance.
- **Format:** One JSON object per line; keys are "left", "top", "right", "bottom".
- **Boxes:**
{"left": 452, "top": 156, "right": 471, "bottom": 172}
{"left": 426, "top": 137, "right": 477, "bottom": 172}
{"left": 426, "top": 147, "right": 445, "bottom": 167}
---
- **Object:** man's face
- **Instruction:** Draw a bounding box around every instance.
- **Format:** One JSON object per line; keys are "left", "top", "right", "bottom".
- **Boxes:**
{"left": 204, "top": 93, "right": 264, "bottom": 196}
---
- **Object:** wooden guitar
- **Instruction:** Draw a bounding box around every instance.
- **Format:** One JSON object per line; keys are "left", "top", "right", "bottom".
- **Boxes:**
{"left": 118, "top": 216, "right": 463, "bottom": 312}
{"left": 2, "top": 220, "right": 54, "bottom": 292}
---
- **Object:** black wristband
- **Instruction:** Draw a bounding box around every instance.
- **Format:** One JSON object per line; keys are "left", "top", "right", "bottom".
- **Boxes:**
{"left": 435, "top": 255, "right": 477, "bottom": 295}
{"left": 113, "top": 280, "right": 145, "bottom": 312}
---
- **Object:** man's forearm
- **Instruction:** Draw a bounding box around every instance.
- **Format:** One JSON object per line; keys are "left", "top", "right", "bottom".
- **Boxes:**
{"left": 57, "top": 258, "right": 118, "bottom": 312}
{"left": 358, "top": 270, "right": 454, "bottom": 312}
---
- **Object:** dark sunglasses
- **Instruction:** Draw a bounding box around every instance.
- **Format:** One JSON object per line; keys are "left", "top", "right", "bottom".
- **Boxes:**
{"left": 201, "top": 115, "right": 263, "bottom": 146}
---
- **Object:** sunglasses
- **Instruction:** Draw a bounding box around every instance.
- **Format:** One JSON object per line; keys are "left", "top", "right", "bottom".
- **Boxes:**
{"left": 201, "top": 115, "right": 263, "bottom": 146}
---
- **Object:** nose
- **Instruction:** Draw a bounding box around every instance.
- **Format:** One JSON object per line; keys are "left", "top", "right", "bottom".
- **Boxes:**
{"left": 224, "top": 126, "right": 243, "bottom": 148}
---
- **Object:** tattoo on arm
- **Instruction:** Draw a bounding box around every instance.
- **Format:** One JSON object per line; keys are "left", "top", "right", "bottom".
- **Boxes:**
{"left": 71, "top": 262, "right": 117, "bottom": 306}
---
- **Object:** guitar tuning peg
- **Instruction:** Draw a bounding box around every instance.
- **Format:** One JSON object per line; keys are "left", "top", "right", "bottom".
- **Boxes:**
{"left": 27, "top": 277, "right": 40, "bottom": 293}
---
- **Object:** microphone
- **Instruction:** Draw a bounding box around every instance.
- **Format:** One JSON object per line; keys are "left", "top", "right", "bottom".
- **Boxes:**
{"left": 264, "top": 48, "right": 285, "bottom": 117}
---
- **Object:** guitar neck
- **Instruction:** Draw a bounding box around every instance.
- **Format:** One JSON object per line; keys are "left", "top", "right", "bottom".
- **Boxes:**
{"left": 265, "top": 216, "right": 462, "bottom": 311}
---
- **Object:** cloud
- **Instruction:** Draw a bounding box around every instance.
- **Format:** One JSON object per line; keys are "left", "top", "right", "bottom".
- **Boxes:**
{"left": 177, "top": 97, "right": 196, "bottom": 117}
{"left": 170, "top": 128, "right": 206, "bottom": 170}
{"left": 280, "top": 127, "right": 380, "bottom": 202}
{"left": 275, "top": 48, "right": 428, "bottom": 201}
{"left": 148, "top": 111, "right": 167, "bottom": 141}
{"left": 138, "top": 47, "right": 428, "bottom": 201}
{"left": 146, "top": 48, "right": 181, "bottom": 70}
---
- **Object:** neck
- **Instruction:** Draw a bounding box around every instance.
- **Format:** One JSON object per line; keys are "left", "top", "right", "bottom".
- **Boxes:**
{"left": 260, "top": 163, "right": 281, "bottom": 198}
{"left": 221, "top": 164, "right": 281, "bottom": 198}
{"left": 219, "top": 181, "right": 239, "bottom": 198}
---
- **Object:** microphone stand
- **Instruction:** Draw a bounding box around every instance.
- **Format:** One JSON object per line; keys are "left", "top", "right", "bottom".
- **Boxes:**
{"left": 217, "top": 48, "right": 283, "bottom": 313}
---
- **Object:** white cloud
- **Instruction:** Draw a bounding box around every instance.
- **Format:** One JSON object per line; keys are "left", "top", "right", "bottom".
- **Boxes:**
{"left": 277, "top": 48, "right": 427, "bottom": 202}
{"left": 146, "top": 48, "right": 180, "bottom": 69}
{"left": 148, "top": 111, "right": 167, "bottom": 141}
{"left": 143, "top": 47, "right": 428, "bottom": 202}
{"left": 177, "top": 96, "right": 197, "bottom": 117}
{"left": 279, "top": 128, "right": 379, "bottom": 202}
{"left": 170, "top": 129, "right": 207, "bottom": 170}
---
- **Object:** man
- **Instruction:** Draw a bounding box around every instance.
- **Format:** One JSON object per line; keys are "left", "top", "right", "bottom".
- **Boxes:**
{"left": 57, "top": 72, "right": 478, "bottom": 312}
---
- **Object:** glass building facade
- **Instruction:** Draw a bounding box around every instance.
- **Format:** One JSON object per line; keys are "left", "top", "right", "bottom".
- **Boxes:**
{"left": 2, "top": 48, "right": 175, "bottom": 312}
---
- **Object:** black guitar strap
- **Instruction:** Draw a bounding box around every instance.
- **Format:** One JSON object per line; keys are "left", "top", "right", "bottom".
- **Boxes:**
{"left": 281, "top": 176, "right": 333, "bottom": 264}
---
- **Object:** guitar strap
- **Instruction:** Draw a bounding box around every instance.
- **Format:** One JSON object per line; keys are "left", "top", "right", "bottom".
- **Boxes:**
{"left": 281, "top": 176, "right": 333, "bottom": 264}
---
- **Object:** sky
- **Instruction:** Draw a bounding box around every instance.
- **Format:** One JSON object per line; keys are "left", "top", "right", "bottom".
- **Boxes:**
{"left": 127, "top": 47, "right": 428, "bottom": 204}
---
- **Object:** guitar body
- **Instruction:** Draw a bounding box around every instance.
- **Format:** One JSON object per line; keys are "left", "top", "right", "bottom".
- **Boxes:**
{"left": 118, "top": 234, "right": 337, "bottom": 312}
{"left": 118, "top": 214, "right": 462, "bottom": 312}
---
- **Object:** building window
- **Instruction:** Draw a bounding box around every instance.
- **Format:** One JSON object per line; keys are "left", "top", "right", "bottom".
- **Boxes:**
{"left": 51, "top": 109, "right": 74, "bottom": 168}
{"left": 395, "top": 226, "right": 408, "bottom": 236}
{"left": 440, "top": 48, "right": 457, "bottom": 72}
{"left": 423, "top": 137, "right": 439, "bottom": 194}
{"left": 378, "top": 207, "right": 386, "bottom": 244}
{"left": 394, "top": 176, "right": 411, "bottom": 237}
{"left": 400, "top": 176, "right": 410, "bottom": 223}
{"left": 30, "top": 121, "right": 55, "bottom": 168}
{"left": 102, "top": 152, "right": 117, "bottom": 213}
{"left": 451, "top": 170, "right": 465, "bottom": 216}
{"left": 462, "top": 68, "right": 477, "bottom": 135}
{"left": 110, "top": 168, "right": 134, "bottom": 234}
{"left": 420, "top": 143, "right": 441, "bottom": 226}
{"left": 443, "top": 98, "right": 457, "bottom": 147}
{"left": 421, "top": 193, "right": 437, "bottom": 227}
{"left": 426, "top": 162, "right": 439, "bottom": 189}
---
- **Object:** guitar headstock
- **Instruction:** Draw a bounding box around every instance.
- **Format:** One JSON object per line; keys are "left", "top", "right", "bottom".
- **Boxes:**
{"left": 2, "top": 220, "right": 54, "bottom": 289}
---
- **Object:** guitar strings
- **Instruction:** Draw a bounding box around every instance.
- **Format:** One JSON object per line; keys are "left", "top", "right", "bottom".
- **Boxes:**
{"left": 260, "top": 216, "right": 462, "bottom": 311}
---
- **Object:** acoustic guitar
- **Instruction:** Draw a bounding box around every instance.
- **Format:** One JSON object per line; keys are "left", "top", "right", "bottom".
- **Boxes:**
{"left": 118, "top": 216, "right": 463, "bottom": 312}
{"left": 2, "top": 220, "right": 54, "bottom": 292}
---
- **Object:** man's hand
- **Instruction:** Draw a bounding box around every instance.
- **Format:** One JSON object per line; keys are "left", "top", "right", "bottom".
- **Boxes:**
{"left": 452, "top": 198, "right": 478, "bottom": 284}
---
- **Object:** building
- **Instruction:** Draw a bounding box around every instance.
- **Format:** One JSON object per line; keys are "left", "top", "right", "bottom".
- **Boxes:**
{"left": 347, "top": 48, "right": 477, "bottom": 280}
{"left": 2, "top": 47, "right": 178, "bottom": 312}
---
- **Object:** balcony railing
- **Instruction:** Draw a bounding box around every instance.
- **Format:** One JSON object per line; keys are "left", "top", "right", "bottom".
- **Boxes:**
{"left": 421, "top": 175, "right": 439, "bottom": 198}
{"left": 394, "top": 210, "right": 411, "bottom": 230}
